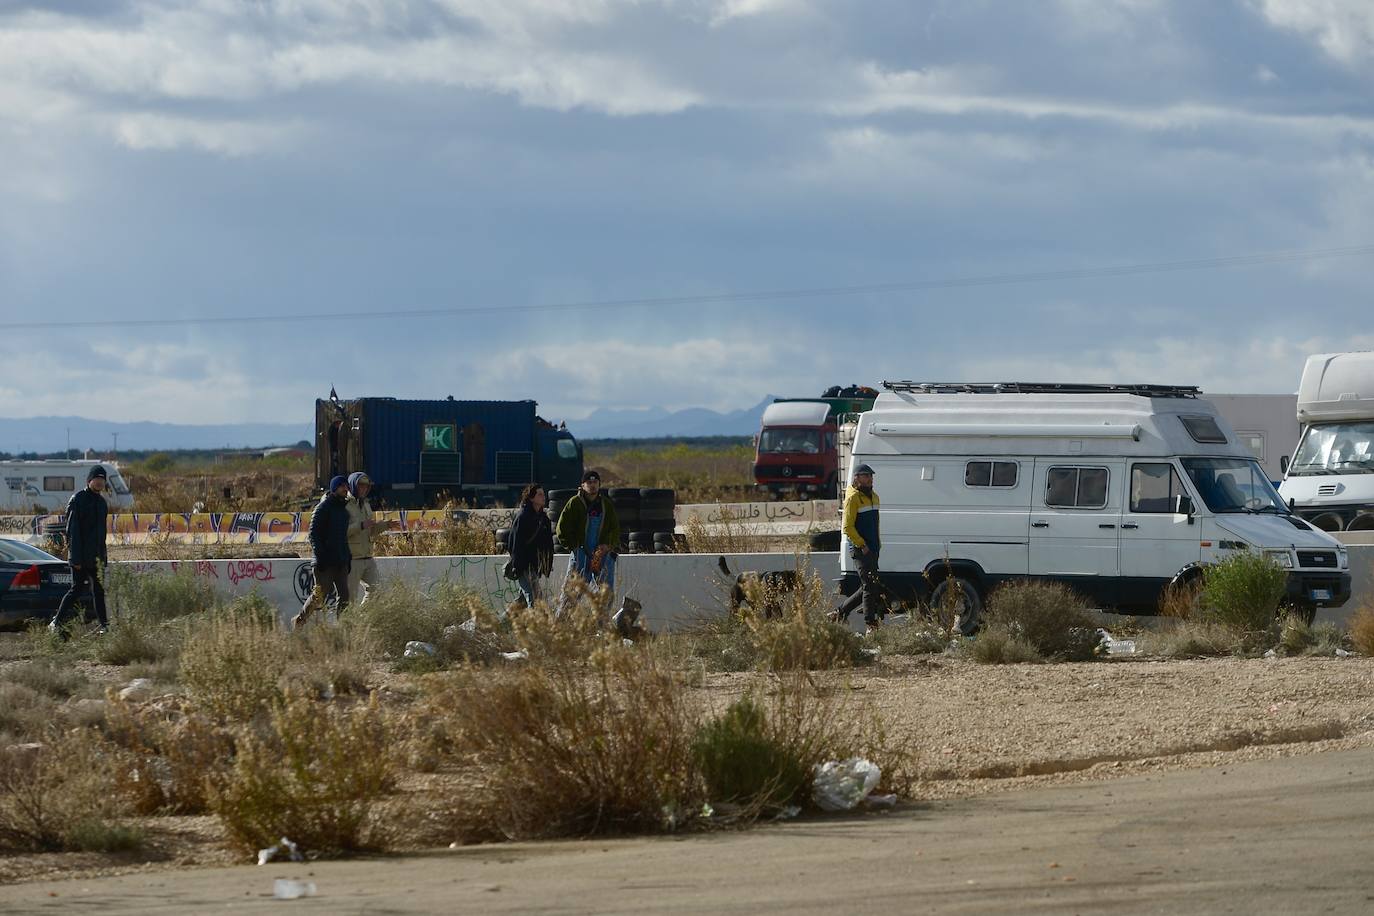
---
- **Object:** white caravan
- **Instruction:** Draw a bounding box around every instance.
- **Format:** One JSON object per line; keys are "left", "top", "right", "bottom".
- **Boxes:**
{"left": 842, "top": 383, "right": 1350, "bottom": 620}
{"left": 0, "top": 460, "right": 133, "bottom": 513}
{"left": 1278, "top": 352, "right": 1374, "bottom": 532}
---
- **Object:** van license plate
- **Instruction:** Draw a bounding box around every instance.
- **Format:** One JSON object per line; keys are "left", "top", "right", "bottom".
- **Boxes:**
{"left": 1310, "top": 588, "right": 1332, "bottom": 601}
{"left": 50, "top": 573, "right": 72, "bottom": 586}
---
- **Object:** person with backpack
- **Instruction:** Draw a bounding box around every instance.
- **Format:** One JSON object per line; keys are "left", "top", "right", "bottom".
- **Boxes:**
{"left": 293, "top": 475, "right": 352, "bottom": 629}
{"left": 47, "top": 465, "right": 110, "bottom": 638}
{"left": 508, "top": 483, "right": 554, "bottom": 608}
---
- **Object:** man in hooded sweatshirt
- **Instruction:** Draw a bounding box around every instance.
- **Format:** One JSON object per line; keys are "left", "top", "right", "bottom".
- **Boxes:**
{"left": 344, "top": 471, "right": 395, "bottom": 608}
{"left": 294, "top": 475, "right": 352, "bottom": 629}
{"left": 48, "top": 464, "right": 111, "bottom": 638}
{"left": 832, "top": 463, "right": 884, "bottom": 630}
{"left": 555, "top": 470, "right": 620, "bottom": 609}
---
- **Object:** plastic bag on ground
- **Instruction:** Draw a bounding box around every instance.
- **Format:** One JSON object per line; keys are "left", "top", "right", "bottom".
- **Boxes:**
{"left": 256, "top": 836, "right": 303, "bottom": 866}
{"left": 403, "top": 641, "right": 437, "bottom": 658}
{"left": 812, "top": 758, "right": 882, "bottom": 811}
{"left": 273, "top": 879, "right": 316, "bottom": 899}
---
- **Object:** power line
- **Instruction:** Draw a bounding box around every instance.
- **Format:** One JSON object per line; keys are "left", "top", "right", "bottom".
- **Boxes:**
{"left": 9, "top": 243, "right": 1373, "bottom": 331}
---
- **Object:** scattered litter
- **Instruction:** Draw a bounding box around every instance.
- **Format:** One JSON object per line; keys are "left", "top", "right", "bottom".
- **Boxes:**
{"left": 1336, "top": 648, "right": 1352, "bottom": 658}
{"left": 1096, "top": 629, "right": 1135, "bottom": 656}
{"left": 257, "top": 837, "right": 303, "bottom": 866}
{"left": 700, "top": 802, "right": 715, "bottom": 819}
{"left": 861, "top": 647, "right": 881, "bottom": 659}
{"left": 272, "top": 879, "right": 316, "bottom": 900}
{"left": 500, "top": 649, "right": 529, "bottom": 662}
{"left": 865, "top": 793, "right": 898, "bottom": 808}
{"left": 1264, "top": 648, "right": 1278, "bottom": 659}
{"left": 775, "top": 805, "right": 802, "bottom": 821}
{"left": 812, "top": 758, "right": 882, "bottom": 812}
{"left": 459, "top": 617, "right": 477, "bottom": 633}
{"left": 403, "top": 641, "right": 437, "bottom": 658}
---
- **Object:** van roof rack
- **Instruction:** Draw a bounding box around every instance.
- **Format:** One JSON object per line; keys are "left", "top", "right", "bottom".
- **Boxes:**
{"left": 881, "top": 381, "right": 1202, "bottom": 398}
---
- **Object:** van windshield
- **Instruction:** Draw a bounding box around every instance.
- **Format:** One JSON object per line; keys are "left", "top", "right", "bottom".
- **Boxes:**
{"left": 109, "top": 473, "right": 131, "bottom": 495}
{"left": 1288, "top": 422, "right": 1374, "bottom": 476}
{"left": 759, "top": 428, "right": 821, "bottom": 454}
{"left": 1181, "top": 458, "right": 1287, "bottom": 514}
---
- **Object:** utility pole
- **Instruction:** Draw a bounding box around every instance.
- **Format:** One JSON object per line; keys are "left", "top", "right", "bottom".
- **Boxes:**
{"left": 111, "top": 432, "right": 119, "bottom": 458}
{"left": 66, "top": 427, "right": 71, "bottom": 459}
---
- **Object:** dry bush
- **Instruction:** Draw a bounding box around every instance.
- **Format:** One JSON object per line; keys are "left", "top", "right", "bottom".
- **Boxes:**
{"left": 429, "top": 644, "right": 704, "bottom": 840}
{"left": 981, "top": 581, "right": 1101, "bottom": 661}
{"left": 959, "top": 626, "right": 1044, "bottom": 664}
{"left": 1349, "top": 604, "right": 1374, "bottom": 656}
{"left": 1158, "top": 578, "right": 1203, "bottom": 619}
{"left": 4, "top": 660, "right": 89, "bottom": 699}
{"left": 1200, "top": 551, "right": 1288, "bottom": 633}
{"left": 868, "top": 618, "right": 953, "bottom": 656}
{"left": 372, "top": 516, "right": 500, "bottom": 557}
{"left": 587, "top": 441, "right": 754, "bottom": 504}
{"left": 1144, "top": 620, "right": 1242, "bottom": 658}
{"left": 681, "top": 516, "right": 765, "bottom": 555}
{"left": 179, "top": 613, "right": 291, "bottom": 722}
{"left": 281, "top": 625, "right": 377, "bottom": 698}
{"left": 345, "top": 578, "right": 494, "bottom": 662}
{"left": 1273, "top": 614, "right": 1345, "bottom": 657}
{"left": 0, "top": 730, "right": 141, "bottom": 852}
{"left": 106, "top": 696, "right": 236, "bottom": 815}
{"left": 106, "top": 564, "right": 219, "bottom": 623}
{"left": 209, "top": 694, "right": 395, "bottom": 855}
{"left": 0, "top": 683, "right": 58, "bottom": 741}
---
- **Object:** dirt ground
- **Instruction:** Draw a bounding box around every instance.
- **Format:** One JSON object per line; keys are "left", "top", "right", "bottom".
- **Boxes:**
{"left": 3, "top": 653, "right": 1372, "bottom": 889}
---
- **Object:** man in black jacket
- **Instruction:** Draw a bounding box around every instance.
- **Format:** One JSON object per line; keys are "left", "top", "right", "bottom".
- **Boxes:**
{"left": 48, "top": 465, "right": 111, "bottom": 638}
{"left": 293, "top": 475, "right": 352, "bottom": 629}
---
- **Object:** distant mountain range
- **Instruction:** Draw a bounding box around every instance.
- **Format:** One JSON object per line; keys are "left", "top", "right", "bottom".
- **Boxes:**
{"left": 0, "top": 416, "right": 311, "bottom": 455}
{"left": 0, "top": 399, "right": 777, "bottom": 454}
{"left": 570, "top": 396, "right": 775, "bottom": 439}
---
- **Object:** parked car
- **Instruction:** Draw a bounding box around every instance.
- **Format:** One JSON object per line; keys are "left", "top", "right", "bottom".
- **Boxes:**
{"left": 0, "top": 538, "right": 73, "bottom": 630}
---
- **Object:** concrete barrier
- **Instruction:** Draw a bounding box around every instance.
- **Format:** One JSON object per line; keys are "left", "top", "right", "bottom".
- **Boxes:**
{"left": 113, "top": 552, "right": 837, "bottom": 632}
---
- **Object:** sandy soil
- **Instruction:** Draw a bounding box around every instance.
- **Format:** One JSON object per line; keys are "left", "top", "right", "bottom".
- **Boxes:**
{"left": 3, "top": 653, "right": 1372, "bottom": 887}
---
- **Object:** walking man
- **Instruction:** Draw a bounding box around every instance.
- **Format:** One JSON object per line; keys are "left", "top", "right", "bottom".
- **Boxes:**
{"left": 48, "top": 465, "right": 110, "bottom": 638}
{"left": 344, "top": 472, "right": 394, "bottom": 608}
{"left": 555, "top": 470, "right": 620, "bottom": 609}
{"left": 833, "top": 463, "right": 883, "bottom": 630}
{"left": 294, "top": 475, "right": 352, "bottom": 629}
{"left": 508, "top": 483, "right": 555, "bottom": 608}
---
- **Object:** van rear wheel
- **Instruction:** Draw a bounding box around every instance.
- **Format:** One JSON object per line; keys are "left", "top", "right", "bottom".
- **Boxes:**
{"left": 929, "top": 576, "right": 983, "bottom": 635}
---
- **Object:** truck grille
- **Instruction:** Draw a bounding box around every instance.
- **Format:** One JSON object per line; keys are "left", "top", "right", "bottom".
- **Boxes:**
{"left": 1297, "top": 550, "right": 1338, "bottom": 568}
{"left": 1317, "top": 485, "right": 1338, "bottom": 496}
{"left": 755, "top": 464, "right": 824, "bottom": 480}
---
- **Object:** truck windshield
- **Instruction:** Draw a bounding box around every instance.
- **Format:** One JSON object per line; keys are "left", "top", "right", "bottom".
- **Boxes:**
{"left": 1288, "top": 422, "right": 1374, "bottom": 476}
{"left": 1181, "top": 458, "right": 1287, "bottom": 514}
{"left": 759, "top": 429, "right": 821, "bottom": 454}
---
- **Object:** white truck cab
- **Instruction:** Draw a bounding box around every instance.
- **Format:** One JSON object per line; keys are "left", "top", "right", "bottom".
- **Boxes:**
{"left": 841, "top": 382, "right": 1350, "bottom": 621}
{"left": 1278, "top": 352, "right": 1374, "bottom": 532}
{"left": 0, "top": 460, "right": 134, "bottom": 513}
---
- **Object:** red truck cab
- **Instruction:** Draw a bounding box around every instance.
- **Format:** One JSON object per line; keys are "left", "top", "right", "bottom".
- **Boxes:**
{"left": 752, "top": 399, "right": 855, "bottom": 499}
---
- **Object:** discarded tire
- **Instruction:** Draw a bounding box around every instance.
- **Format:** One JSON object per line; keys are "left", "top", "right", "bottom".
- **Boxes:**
{"left": 494, "top": 527, "right": 512, "bottom": 552}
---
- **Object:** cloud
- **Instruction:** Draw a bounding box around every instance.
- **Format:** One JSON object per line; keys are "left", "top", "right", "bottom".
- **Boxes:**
{"left": 112, "top": 112, "right": 298, "bottom": 156}
{"left": 1253, "top": 0, "right": 1374, "bottom": 67}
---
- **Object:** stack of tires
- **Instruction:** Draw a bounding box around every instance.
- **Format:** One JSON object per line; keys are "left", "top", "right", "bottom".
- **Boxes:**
{"left": 546, "top": 489, "right": 577, "bottom": 553}
{"left": 638, "top": 488, "right": 677, "bottom": 553}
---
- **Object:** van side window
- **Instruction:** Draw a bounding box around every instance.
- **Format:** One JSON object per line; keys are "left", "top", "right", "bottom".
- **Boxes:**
{"left": 43, "top": 476, "right": 75, "bottom": 492}
{"left": 1045, "top": 467, "right": 1109, "bottom": 509}
{"left": 1130, "top": 463, "right": 1186, "bottom": 513}
{"left": 965, "top": 460, "right": 1019, "bottom": 488}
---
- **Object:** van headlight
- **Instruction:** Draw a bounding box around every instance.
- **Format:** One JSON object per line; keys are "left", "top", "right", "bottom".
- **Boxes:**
{"left": 1339, "top": 547, "right": 1349, "bottom": 570}
{"left": 1264, "top": 549, "right": 1293, "bottom": 569}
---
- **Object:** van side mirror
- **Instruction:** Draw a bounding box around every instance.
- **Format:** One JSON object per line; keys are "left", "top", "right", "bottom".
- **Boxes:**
{"left": 1175, "top": 494, "right": 1195, "bottom": 523}
{"left": 1280, "top": 455, "right": 1289, "bottom": 475}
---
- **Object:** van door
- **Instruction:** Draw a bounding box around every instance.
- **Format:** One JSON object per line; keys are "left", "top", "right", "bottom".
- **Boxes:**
{"left": 1119, "top": 462, "right": 1201, "bottom": 609}
{"left": 1029, "top": 460, "right": 1124, "bottom": 605}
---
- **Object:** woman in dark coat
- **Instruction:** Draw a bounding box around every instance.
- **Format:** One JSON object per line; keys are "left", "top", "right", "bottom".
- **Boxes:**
{"left": 509, "top": 483, "right": 554, "bottom": 608}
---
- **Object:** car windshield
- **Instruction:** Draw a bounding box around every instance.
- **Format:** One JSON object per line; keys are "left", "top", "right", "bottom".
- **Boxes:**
{"left": 1181, "top": 458, "right": 1288, "bottom": 514}
{"left": 1288, "top": 422, "right": 1374, "bottom": 476}
{"left": 759, "top": 428, "right": 821, "bottom": 454}
{"left": 0, "top": 538, "right": 61, "bottom": 563}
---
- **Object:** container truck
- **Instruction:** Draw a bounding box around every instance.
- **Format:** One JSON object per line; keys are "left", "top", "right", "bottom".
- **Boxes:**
{"left": 316, "top": 394, "right": 583, "bottom": 508}
{"left": 1279, "top": 352, "right": 1374, "bottom": 532}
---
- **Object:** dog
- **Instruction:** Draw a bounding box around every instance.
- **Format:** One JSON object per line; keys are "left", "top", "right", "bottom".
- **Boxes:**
{"left": 717, "top": 556, "right": 800, "bottom": 620}
{"left": 611, "top": 596, "right": 649, "bottom": 642}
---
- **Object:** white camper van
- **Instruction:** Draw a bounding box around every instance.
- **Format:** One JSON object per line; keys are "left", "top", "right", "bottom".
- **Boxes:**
{"left": 842, "top": 383, "right": 1350, "bottom": 620}
{"left": 1278, "top": 352, "right": 1374, "bottom": 532}
{"left": 0, "top": 460, "right": 133, "bottom": 513}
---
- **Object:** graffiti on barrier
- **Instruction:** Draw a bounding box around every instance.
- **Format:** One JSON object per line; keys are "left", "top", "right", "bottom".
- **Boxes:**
{"left": 293, "top": 561, "right": 315, "bottom": 603}
{"left": 0, "top": 510, "right": 456, "bottom": 545}
{"left": 444, "top": 554, "right": 521, "bottom": 606}
{"left": 226, "top": 560, "right": 274, "bottom": 586}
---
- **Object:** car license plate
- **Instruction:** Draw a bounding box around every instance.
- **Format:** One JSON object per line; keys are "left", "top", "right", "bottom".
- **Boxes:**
{"left": 50, "top": 573, "right": 72, "bottom": 586}
{"left": 1310, "top": 588, "right": 1332, "bottom": 601}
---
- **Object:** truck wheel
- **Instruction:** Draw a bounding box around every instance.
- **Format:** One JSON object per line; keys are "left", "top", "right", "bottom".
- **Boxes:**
{"left": 929, "top": 576, "right": 982, "bottom": 635}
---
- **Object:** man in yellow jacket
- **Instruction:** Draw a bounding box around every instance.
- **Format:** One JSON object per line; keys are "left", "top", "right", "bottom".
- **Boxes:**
{"left": 833, "top": 463, "right": 883, "bottom": 629}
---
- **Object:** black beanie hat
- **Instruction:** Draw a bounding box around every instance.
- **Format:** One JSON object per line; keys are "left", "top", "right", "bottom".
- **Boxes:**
{"left": 87, "top": 465, "right": 108, "bottom": 482}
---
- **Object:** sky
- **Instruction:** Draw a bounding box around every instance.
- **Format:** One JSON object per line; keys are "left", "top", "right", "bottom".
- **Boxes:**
{"left": 1, "top": 0, "right": 1372, "bottom": 427}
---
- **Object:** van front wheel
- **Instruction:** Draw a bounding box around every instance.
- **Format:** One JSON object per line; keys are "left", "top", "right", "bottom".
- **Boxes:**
{"left": 929, "top": 576, "right": 983, "bottom": 635}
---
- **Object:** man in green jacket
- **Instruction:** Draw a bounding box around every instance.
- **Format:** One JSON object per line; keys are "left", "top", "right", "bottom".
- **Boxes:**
{"left": 555, "top": 470, "right": 620, "bottom": 608}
